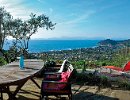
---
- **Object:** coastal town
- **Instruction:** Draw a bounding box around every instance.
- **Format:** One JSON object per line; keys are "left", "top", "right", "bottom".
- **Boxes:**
{"left": 30, "top": 39, "right": 130, "bottom": 69}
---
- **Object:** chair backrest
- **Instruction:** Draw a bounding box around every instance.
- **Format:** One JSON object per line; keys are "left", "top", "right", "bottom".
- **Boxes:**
{"left": 123, "top": 61, "right": 130, "bottom": 72}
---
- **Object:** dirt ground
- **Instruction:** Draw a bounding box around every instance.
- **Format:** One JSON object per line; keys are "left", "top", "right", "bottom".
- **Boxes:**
{"left": 2, "top": 78, "right": 130, "bottom": 100}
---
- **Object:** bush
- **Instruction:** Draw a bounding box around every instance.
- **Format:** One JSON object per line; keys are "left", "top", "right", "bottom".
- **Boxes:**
{"left": 37, "top": 60, "right": 56, "bottom": 78}
{"left": 100, "top": 76, "right": 111, "bottom": 87}
{"left": 118, "top": 80, "right": 130, "bottom": 90}
{"left": 44, "top": 60, "right": 56, "bottom": 68}
{"left": 75, "top": 73, "right": 88, "bottom": 84}
{"left": 0, "top": 57, "right": 6, "bottom": 66}
{"left": 75, "top": 72, "right": 101, "bottom": 85}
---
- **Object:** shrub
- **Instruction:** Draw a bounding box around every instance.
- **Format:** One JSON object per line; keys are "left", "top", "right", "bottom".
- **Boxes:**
{"left": 118, "top": 79, "right": 130, "bottom": 90}
{"left": 44, "top": 60, "right": 56, "bottom": 68}
{"left": 75, "top": 73, "right": 88, "bottom": 84}
{"left": 37, "top": 60, "right": 56, "bottom": 77}
{"left": 0, "top": 57, "right": 6, "bottom": 66}
{"left": 99, "top": 76, "right": 111, "bottom": 87}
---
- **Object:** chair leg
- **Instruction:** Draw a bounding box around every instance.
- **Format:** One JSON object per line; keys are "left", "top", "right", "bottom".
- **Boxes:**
{"left": 68, "top": 93, "right": 72, "bottom": 100}
{"left": 41, "top": 95, "right": 45, "bottom": 100}
{"left": 41, "top": 95, "right": 48, "bottom": 100}
{"left": 0, "top": 88, "right": 3, "bottom": 100}
{"left": 55, "top": 95, "right": 61, "bottom": 98}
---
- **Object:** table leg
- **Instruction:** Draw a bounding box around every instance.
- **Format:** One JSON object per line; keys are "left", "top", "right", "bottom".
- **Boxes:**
{"left": 0, "top": 88, "right": 3, "bottom": 100}
{"left": 0, "top": 78, "right": 40, "bottom": 99}
{"left": 31, "top": 78, "right": 41, "bottom": 89}
{"left": 2, "top": 86, "right": 16, "bottom": 100}
{"left": 13, "top": 80, "right": 27, "bottom": 97}
{"left": 2, "top": 80, "right": 27, "bottom": 100}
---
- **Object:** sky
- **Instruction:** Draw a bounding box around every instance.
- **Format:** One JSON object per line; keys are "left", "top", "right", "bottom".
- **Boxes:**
{"left": 0, "top": 0, "right": 130, "bottom": 40}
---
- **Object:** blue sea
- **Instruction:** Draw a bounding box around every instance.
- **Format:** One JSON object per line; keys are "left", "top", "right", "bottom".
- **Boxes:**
{"left": 4, "top": 40, "right": 100, "bottom": 53}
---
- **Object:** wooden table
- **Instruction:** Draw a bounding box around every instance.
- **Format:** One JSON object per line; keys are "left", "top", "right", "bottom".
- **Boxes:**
{"left": 0, "top": 59, "right": 44, "bottom": 100}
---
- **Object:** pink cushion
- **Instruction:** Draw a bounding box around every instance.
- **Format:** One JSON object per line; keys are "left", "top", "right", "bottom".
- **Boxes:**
{"left": 58, "top": 71, "right": 71, "bottom": 89}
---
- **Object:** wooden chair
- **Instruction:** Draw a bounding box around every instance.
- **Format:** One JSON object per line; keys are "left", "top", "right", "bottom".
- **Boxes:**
{"left": 44, "top": 60, "right": 67, "bottom": 73}
{"left": 41, "top": 61, "right": 74, "bottom": 100}
{"left": 43, "top": 60, "right": 69, "bottom": 81}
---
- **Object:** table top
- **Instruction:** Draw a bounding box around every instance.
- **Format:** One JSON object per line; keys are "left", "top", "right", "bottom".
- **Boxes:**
{"left": 0, "top": 59, "right": 44, "bottom": 85}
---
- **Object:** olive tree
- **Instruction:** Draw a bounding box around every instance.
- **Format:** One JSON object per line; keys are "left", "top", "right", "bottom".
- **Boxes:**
{"left": 11, "top": 13, "right": 55, "bottom": 55}
{"left": 0, "top": 7, "right": 55, "bottom": 63}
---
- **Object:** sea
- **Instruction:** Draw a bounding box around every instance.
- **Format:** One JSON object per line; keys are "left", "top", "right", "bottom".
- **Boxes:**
{"left": 3, "top": 40, "right": 100, "bottom": 53}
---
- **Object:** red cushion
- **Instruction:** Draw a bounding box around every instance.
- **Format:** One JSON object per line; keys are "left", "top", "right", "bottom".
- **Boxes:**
{"left": 123, "top": 61, "right": 130, "bottom": 71}
{"left": 104, "top": 61, "right": 130, "bottom": 72}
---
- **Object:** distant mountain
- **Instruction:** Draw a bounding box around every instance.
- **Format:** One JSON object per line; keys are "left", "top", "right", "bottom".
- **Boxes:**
{"left": 98, "top": 39, "right": 118, "bottom": 46}
{"left": 98, "top": 39, "right": 130, "bottom": 47}
{"left": 32, "top": 37, "right": 105, "bottom": 40}
{"left": 118, "top": 39, "right": 130, "bottom": 47}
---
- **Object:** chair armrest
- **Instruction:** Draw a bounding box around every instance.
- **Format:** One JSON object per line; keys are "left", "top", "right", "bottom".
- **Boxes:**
{"left": 42, "top": 80, "right": 69, "bottom": 84}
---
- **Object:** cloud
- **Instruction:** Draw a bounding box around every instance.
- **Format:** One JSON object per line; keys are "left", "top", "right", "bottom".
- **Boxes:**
{"left": 0, "top": 0, "right": 40, "bottom": 20}
{"left": 37, "top": 0, "right": 44, "bottom": 2}
{"left": 59, "top": 10, "right": 96, "bottom": 25}
{"left": 1, "top": 0, "right": 127, "bottom": 40}
{"left": 37, "top": 0, "right": 46, "bottom": 4}
{"left": 49, "top": 8, "right": 53, "bottom": 14}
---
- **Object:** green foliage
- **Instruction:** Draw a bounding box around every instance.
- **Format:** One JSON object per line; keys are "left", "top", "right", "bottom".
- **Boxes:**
{"left": 75, "top": 73, "right": 89, "bottom": 85}
{"left": 117, "top": 79, "right": 130, "bottom": 90}
{"left": 71, "top": 60, "right": 85, "bottom": 69}
{"left": 74, "top": 72, "right": 100, "bottom": 85}
{"left": 44, "top": 60, "right": 56, "bottom": 68}
{"left": 99, "top": 76, "right": 111, "bottom": 87}
{"left": 0, "top": 57, "right": 6, "bottom": 66}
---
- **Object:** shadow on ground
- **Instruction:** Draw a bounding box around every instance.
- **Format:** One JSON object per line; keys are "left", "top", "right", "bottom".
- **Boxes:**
{"left": 73, "top": 91, "right": 118, "bottom": 100}
{"left": 16, "top": 87, "right": 119, "bottom": 100}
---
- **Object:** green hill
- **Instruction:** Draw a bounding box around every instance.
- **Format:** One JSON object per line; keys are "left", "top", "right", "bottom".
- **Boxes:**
{"left": 98, "top": 39, "right": 130, "bottom": 47}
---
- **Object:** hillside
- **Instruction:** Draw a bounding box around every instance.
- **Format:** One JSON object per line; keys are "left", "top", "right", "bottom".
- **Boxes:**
{"left": 98, "top": 39, "right": 130, "bottom": 47}
{"left": 98, "top": 39, "right": 118, "bottom": 46}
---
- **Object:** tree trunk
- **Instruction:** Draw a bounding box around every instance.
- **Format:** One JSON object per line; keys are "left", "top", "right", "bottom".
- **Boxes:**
{"left": 0, "top": 15, "right": 2, "bottom": 49}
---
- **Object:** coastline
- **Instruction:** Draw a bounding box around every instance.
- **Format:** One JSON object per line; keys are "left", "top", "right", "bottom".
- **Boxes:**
{"left": 28, "top": 40, "right": 100, "bottom": 53}
{"left": 4, "top": 40, "right": 100, "bottom": 53}
{"left": 30, "top": 44, "right": 116, "bottom": 63}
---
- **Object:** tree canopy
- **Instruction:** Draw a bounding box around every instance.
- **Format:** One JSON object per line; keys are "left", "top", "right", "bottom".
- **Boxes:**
{"left": 0, "top": 7, "right": 56, "bottom": 63}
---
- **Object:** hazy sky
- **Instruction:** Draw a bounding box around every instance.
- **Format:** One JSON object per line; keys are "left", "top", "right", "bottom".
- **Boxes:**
{"left": 0, "top": 0, "right": 130, "bottom": 40}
